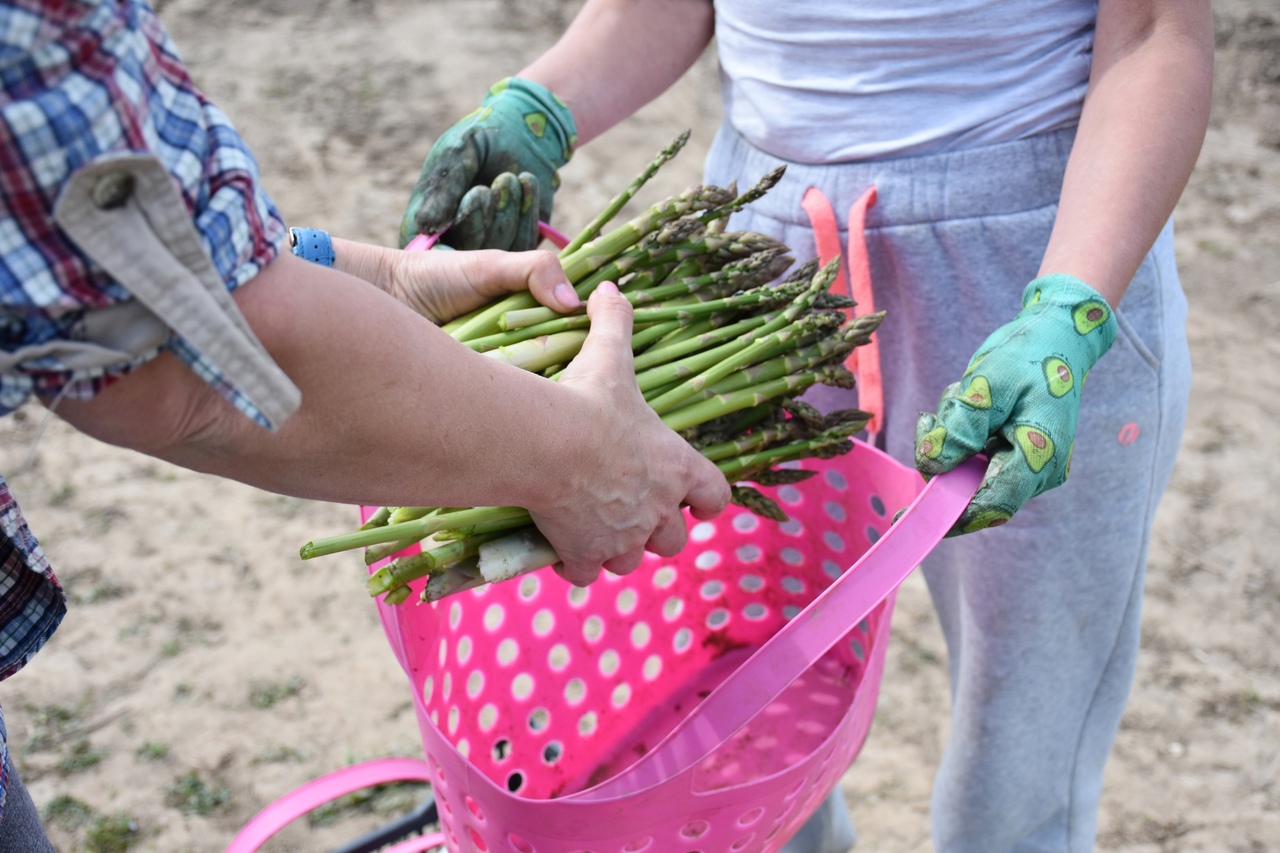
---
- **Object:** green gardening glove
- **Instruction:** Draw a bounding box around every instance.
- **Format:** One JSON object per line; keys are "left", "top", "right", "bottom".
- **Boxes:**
{"left": 399, "top": 77, "right": 577, "bottom": 251}
{"left": 914, "top": 274, "right": 1118, "bottom": 536}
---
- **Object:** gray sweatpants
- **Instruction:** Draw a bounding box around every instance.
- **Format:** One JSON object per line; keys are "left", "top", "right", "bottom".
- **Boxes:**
{"left": 706, "top": 123, "right": 1191, "bottom": 853}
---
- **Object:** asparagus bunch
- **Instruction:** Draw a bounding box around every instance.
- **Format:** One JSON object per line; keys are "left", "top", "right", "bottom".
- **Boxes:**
{"left": 300, "top": 134, "right": 884, "bottom": 606}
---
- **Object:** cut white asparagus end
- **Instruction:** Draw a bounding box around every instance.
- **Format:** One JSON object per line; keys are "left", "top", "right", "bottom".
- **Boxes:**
{"left": 478, "top": 530, "right": 558, "bottom": 583}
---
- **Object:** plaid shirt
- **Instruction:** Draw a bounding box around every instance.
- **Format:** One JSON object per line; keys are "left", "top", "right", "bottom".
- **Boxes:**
{"left": 0, "top": 0, "right": 288, "bottom": 818}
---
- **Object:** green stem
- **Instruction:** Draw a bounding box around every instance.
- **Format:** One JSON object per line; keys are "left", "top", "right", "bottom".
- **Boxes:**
{"left": 300, "top": 506, "right": 529, "bottom": 559}
{"left": 559, "top": 130, "right": 691, "bottom": 257}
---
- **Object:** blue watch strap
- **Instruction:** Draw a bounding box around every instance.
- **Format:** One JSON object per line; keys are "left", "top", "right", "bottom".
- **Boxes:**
{"left": 289, "top": 227, "right": 335, "bottom": 267}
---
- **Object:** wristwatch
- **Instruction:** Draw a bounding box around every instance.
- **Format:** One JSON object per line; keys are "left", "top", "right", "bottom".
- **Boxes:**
{"left": 288, "top": 227, "right": 335, "bottom": 267}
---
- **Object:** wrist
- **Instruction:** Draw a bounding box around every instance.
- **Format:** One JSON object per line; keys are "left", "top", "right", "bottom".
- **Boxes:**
{"left": 1020, "top": 273, "right": 1118, "bottom": 364}
{"left": 288, "top": 227, "right": 335, "bottom": 267}
{"left": 485, "top": 77, "right": 579, "bottom": 168}
{"left": 329, "top": 236, "right": 396, "bottom": 293}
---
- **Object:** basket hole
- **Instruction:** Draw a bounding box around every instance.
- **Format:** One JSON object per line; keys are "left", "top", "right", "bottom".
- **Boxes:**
{"left": 532, "top": 609, "right": 555, "bottom": 636}
{"left": 730, "top": 834, "right": 755, "bottom": 850}
{"left": 739, "top": 574, "right": 764, "bottom": 592}
{"left": 870, "top": 494, "right": 886, "bottom": 516}
{"left": 442, "top": 672, "right": 453, "bottom": 700}
{"left": 783, "top": 605, "right": 802, "bottom": 620}
{"left": 866, "top": 525, "right": 881, "bottom": 544}
{"left": 824, "top": 469, "right": 848, "bottom": 490}
{"left": 449, "top": 601, "right": 463, "bottom": 627}
{"left": 690, "top": 521, "right": 716, "bottom": 542}
{"left": 479, "top": 704, "right": 498, "bottom": 732}
{"left": 616, "top": 588, "right": 638, "bottom": 615}
{"left": 673, "top": 628, "right": 692, "bottom": 653}
{"left": 652, "top": 566, "right": 677, "bottom": 589}
{"left": 438, "top": 639, "right": 449, "bottom": 667}
{"left": 466, "top": 795, "right": 484, "bottom": 821}
{"left": 662, "top": 596, "right": 685, "bottom": 621}
{"left": 467, "top": 670, "right": 484, "bottom": 698}
{"left": 706, "top": 609, "right": 729, "bottom": 630}
{"left": 694, "top": 550, "right": 721, "bottom": 570}
{"left": 680, "top": 820, "right": 710, "bottom": 840}
{"left": 456, "top": 635, "right": 473, "bottom": 664}
{"left": 423, "top": 675, "right": 434, "bottom": 704}
{"left": 547, "top": 645, "right": 571, "bottom": 672}
{"left": 642, "top": 654, "right": 662, "bottom": 680}
{"left": 735, "top": 543, "right": 762, "bottom": 563}
{"left": 611, "top": 682, "right": 632, "bottom": 708}
{"left": 824, "top": 500, "right": 847, "bottom": 522}
{"left": 458, "top": 738, "right": 470, "bottom": 759}
{"left": 497, "top": 638, "right": 519, "bottom": 666}
{"left": 630, "top": 622, "right": 651, "bottom": 648}
{"left": 823, "top": 530, "right": 846, "bottom": 552}
{"left": 743, "top": 603, "right": 767, "bottom": 621}
{"left": 622, "top": 836, "right": 653, "bottom": 852}
{"left": 781, "top": 576, "right": 805, "bottom": 594}
{"left": 578, "top": 711, "right": 598, "bottom": 736}
{"left": 583, "top": 615, "right": 605, "bottom": 642}
{"left": 506, "top": 771, "right": 525, "bottom": 793}
{"left": 778, "top": 485, "right": 802, "bottom": 505}
{"left": 467, "top": 826, "right": 488, "bottom": 851}
{"left": 700, "top": 580, "right": 724, "bottom": 600}
{"left": 542, "top": 741, "right": 563, "bottom": 764}
{"left": 568, "top": 586, "right": 589, "bottom": 606}
{"left": 732, "top": 512, "right": 759, "bottom": 533}
{"left": 564, "top": 678, "right": 586, "bottom": 705}
{"left": 779, "top": 518, "right": 803, "bottom": 536}
{"left": 492, "top": 738, "right": 511, "bottom": 762}
{"left": 823, "top": 560, "right": 842, "bottom": 580}
{"left": 528, "top": 707, "right": 549, "bottom": 732}
{"left": 447, "top": 705, "right": 460, "bottom": 735}
{"left": 519, "top": 574, "right": 540, "bottom": 600}
{"left": 850, "top": 639, "right": 865, "bottom": 660}
{"left": 512, "top": 673, "right": 534, "bottom": 701}
{"left": 484, "top": 604, "right": 505, "bottom": 631}
{"left": 598, "top": 649, "right": 620, "bottom": 677}
{"left": 509, "top": 833, "right": 535, "bottom": 853}
{"left": 780, "top": 547, "right": 805, "bottom": 566}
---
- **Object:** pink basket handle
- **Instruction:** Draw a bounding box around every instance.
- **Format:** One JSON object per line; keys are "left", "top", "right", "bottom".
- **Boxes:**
{"left": 405, "top": 221, "right": 570, "bottom": 252}
{"left": 570, "top": 455, "right": 986, "bottom": 800}
{"left": 225, "top": 757, "right": 439, "bottom": 853}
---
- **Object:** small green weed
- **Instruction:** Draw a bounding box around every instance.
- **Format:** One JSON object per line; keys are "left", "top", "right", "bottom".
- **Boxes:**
{"left": 249, "top": 676, "right": 305, "bottom": 709}
{"left": 165, "top": 770, "right": 231, "bottom": 816}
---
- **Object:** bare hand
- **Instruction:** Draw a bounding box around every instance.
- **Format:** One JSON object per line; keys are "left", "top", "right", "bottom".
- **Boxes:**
{"left": 387, "top": 247, "right": 579, "bottom": 323}
{"left": 530, "top": 281, "right": 731, "bottom": 585}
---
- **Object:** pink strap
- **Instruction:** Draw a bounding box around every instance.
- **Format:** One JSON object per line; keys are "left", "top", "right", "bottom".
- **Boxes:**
{"left": 225, "top": 757, "right": 437, "bottom": 853}
{"left": 800, "top": 186, "right": 883, "bottom": 442}
{"left": 568, "top": 453, "right": 986, "bottom": 800}
{"left": 405, "top": 221, "right": 570, "bottom": 253}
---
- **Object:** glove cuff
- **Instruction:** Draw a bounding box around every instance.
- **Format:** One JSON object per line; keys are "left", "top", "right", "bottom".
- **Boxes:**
{"left": 483, "top": 77, "right": 579, "bottom": 169}
{"left": 1019, "top": 273, "right": 1118, "bottom": 363}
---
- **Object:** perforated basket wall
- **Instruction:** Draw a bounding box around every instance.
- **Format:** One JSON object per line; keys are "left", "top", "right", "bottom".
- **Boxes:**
{"left": 366, "top": 440, "right": 924, "bottom": 853}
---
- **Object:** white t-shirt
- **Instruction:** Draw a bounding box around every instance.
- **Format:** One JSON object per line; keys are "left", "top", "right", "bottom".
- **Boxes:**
{"left": 713, "top": 0, "right": 1096, "bottom": 163}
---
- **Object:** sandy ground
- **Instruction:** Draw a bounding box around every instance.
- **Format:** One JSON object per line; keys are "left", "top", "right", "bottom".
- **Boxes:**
{"left": 1, "top": 1, "right": 1277, "bottom": 851}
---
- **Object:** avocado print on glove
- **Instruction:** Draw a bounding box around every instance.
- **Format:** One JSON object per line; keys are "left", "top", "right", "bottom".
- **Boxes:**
{"left": 913, "top": 274, "right": 1118, "bottom": 536}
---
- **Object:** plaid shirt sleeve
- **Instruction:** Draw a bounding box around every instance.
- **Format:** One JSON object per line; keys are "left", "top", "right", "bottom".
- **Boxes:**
{"left": 0, "top": 0, "right": 293, "bottom": 822}
{"left": 0, "top": 0, "right": 289, "bottom": 428}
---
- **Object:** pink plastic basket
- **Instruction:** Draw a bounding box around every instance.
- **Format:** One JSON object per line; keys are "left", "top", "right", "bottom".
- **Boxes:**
{"left": 229, "top": 445, "right": 983, "bottom": 853}
{"left": 229, "top": 205, "right": 985, "bottom": 853}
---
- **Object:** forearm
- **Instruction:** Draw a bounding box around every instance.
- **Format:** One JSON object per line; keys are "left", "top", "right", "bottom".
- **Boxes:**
{"left": 53, "top": 253, "right": 586, "bottom": 512}
{"left": 1038, "top": 0, "right": 1212, "bottom": 306}
{"left": 519, "top": 0, "right": 715, "bottom": 145}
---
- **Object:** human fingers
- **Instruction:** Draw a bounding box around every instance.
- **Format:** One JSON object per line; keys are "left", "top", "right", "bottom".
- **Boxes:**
{"left": 402, "top": 133, "right": 483, "bottom": 245}
{"left": 557, "top": 280, "right": 634, "bottom": 387}
{"left": 513, "top": 172, "right": 541, "bottom": 252}
{"left": 486, "top": 172, "right": 523, "bottom": 251}
{"left": 447, "top": 184, "right": 496, "bottom": 251}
